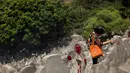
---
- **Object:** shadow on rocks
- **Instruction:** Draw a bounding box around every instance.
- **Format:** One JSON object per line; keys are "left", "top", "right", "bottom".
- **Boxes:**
{"left": 0, "top": 37, "right": 71, "bottom": 64}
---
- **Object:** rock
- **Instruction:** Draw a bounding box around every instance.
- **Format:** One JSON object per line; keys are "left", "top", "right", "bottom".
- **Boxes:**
{"left": 118, "top": 68, "right": 126, "bottom": 73}
{"left": 115, "top": 37, "right": 128, "bottom": 66}
{"left": 88, "top": 36, "right": 129, "bottom": 73}
{"left": 69, "top": 59, "right": 78, "bottom": 73}
{"left": 106, "top": 37, "right": 127, "bottom": 67}
{"left": 99, "top": 59, "right": 109, "bottom": 73}
{"left": 83, "top": 51, "right": 93, "bottom": 73}
{"left": 71, "top": 34, "right": 84, "bottom": 42}
{"left": 91, "top": 59, "right": 109, "bottom": 73}
{"left": 42, "top": 54, "right": 70, "bottom": 73}
{"left": 50, "top": 48, "right": 59, "bottom": 54}
{"left": 77, "top": 41, "right": 88, "bottom": 52}
{"left": 3, "top": 64, "right": 16, "bottom": 73}
{"left": 117, "top": 59, "right": 130, "bottom": 73}
{"left": 108, "top": 67, "right": 117, "bottom": 73}
{"left": 20, "top": 65, "right": 36, "bottom": 73}
{"left": 123, "top": 29, "right": 130, "bottom": 38}
{"left": 122, "top": 38, "right": 130, "bottom": 56}
{"left": 35, "top": 66, "right": 45, "bottom": 73}
{"left": 33, "top": 56, "right": 41, "bottom": 65}
{"left": 118, "top": 65, "right": 130, "bottom": 73}
{"left": 91, "top": 64, "right": 100, "bottom": 73}
{"left": 0, "top": 65, "right": 5, "bottom": 73}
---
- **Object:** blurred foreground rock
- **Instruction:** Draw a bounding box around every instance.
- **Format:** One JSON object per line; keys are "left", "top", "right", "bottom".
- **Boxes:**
{"left": 0, "top": 31, "right": 130, "bottom": 73}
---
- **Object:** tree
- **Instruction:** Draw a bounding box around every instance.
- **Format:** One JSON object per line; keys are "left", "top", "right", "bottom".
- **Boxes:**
{"left": 72, "top": 0, "right": 103, "bottom": 9}
{"left": 82, "top": 8, "right": 130, "bottom": 38}
{"left": 0, "top": 0, "right": 74, "bottom": 49}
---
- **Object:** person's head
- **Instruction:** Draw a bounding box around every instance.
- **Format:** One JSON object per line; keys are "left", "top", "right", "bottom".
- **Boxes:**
{"left": 94, "top": 26, "right": 105, "bottom": 36}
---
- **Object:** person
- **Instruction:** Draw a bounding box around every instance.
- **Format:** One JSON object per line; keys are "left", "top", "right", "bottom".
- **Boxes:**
{"left": 87, "top": 26, "right": 105, "bottom": 48}
{"left": 87, "top": 26, "right": 114, "bottom": 64}
{"left": 128, "top": 30, "right": 130, "bottom": 38}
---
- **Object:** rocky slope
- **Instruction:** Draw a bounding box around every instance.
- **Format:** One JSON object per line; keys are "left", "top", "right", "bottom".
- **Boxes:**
{"left": 0, "top": 29, "right": 130, "bottom": 73}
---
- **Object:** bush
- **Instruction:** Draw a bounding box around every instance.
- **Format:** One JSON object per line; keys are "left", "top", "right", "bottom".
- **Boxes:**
{"left": 72, "top": 0, "right": 103, "bottom": 9}
{"left": 0, "top": 0, "right": 75, "bottom": 49}
{"left": 82, "top": 8, "right": 130, "bottom": 38}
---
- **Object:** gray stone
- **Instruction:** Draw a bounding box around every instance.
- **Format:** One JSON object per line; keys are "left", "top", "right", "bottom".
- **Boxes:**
{"left": 42, "top": 54, "right": 70, "bottom": 73}
{"left": 107, "top": 46, "right": 117, "bottom": 67}
{"left": 83, "top": 51, "right": 93, "bottom": 73}
{"left": 67, "top": 51, "right": 75, "bottom": 59}
{"left": 105, "top": 46, "right": 114, "bottom": 58}
{"left": 108, "top": 67, "right": 117, "bottom": 73}
{"left": 88, "top": 36, "right": 129, "bottom": 73}
{"left": 118, "top": 65, "right": 130, "bottom": 73}
{"left": 33, "top": 56, "right": 41, "bottom": 65}
{"left": 69, "top": 59, "right": 78, "bottom": 73}
{"left": 35, "top": 66, "right": 45, "bottom": 73}
{"left": 20, "top": 65, "right": 36, "bottom": 73}
{"left": 91, "top": 64, "right": 100, "bottom": 73}
{"left": 91, "top": 59, "right": 109, "bottom": 73}
{"left": 2, "top": 64, "right": 16, "bottom": 73}
{"left": 71, "top": 34, "right": 84, "bottom": 42}
{"left": 98, "top": 63, "right": 108, "bottom": 73}
{"left": 100, "top": 58, "right": 110, "bottom": 73}
{"left": 118, "top": 67, "right": 126, "bottom": 73}
{"left": 123, "top": 29, "right": 130, "bottom": 38}
{"left": 125, "top": 59, "right": 130, "bottom": 65}
{"left": 89, "top": 69, "right": 93, "bottom": 73}
{"left": 115, "top": 37, "right": 128, "bottom": 66}
{"left": 122, "top": 38, "right": 130, "bottom": 56}
{"left": 117, "top": 59, "right": 130, "bottom": 73}
{"left": 106, "top": 37, "right": 127, "bottom": 68}
{"left": 77, "top": 41, "right": 89, "bottom": 52}
{"left": 0, "top": 65, "right": 7, "bottom": 73}
{"left": 109, "top": 58, "right": 117, "bottom": 67}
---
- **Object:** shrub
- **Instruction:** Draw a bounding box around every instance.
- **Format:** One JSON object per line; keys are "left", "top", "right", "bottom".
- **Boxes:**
{"left": 0, "top": 0, "right": 74, "bottom": 48}
{"left": 82, "top": 8, "right": 130, "bottom": 38}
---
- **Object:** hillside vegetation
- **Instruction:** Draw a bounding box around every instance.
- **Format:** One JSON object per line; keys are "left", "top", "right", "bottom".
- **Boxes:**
{"left": 0, "top": 0, "right": 130, "bottom": 51}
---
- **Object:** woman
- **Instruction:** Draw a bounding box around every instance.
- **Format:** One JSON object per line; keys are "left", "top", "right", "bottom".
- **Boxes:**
{"left": 88, "top": 26, "right": 105, "bottom": 48}
{"left": 87, "top": 26, "right": 114, "bottom": 64}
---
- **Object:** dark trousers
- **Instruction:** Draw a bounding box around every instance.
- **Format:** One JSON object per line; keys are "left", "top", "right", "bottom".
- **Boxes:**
{"left": 92, "top": 57, "right": 98, "bottom": 64}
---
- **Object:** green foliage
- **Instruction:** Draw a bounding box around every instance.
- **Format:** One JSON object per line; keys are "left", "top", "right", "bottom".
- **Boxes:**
{"left": 0, "top": 0, "right": 74, "bottom": 47}
{"left": 69, "top": 6, "right": 88, "bottom": 29}
{"left": 120, "top": 8, "right": 130, "bottom": 18}
{"left": 73, "top": 0, "right": 103, "bottom": 9}
{"left": 82, "top": 8, "right": 130, "bottom": 38}
{"left": 0, "top": 0, "right": 130, "bottom": 50}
